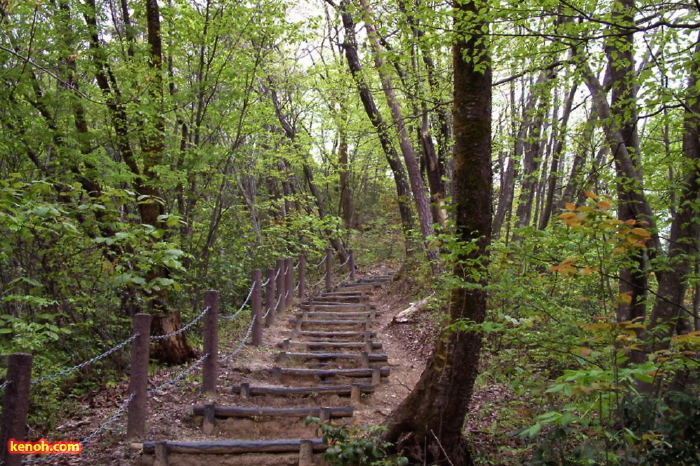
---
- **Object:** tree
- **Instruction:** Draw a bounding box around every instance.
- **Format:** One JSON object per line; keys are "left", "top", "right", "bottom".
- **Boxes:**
{"left": 383, "top": 0, "right": 492, "bottom": 462}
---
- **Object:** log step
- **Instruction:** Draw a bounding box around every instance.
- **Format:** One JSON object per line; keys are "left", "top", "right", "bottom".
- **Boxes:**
{"left": 274, "top": 367, "right": 390, "bottom": 379}
{"left": 309, "top": 296, "right": 370, "bottom": 303}
{"left": 291, "top": 318, "right": 372, "bottom": 326}
{"left": 295, "top": 311, "right": 375, "bottom": 319}
{"left": 291, "top": 330, "right": 377, "bottom": 339}
{"left": 141, "top": 438, "right": 325, "bottom": 455}
{"left": 276, "top": 340, "right": 383, "bottom": 350}
{"left": 277, "top": 351, "right": 388, "bottom": 362}
{"left": 320, "top": 291, "right": 368, "bottom": 297}
{"left": 192, "top": 405, "right": 353, "bottom": 419}
{"left": 299, "top": 303, "right": 376, "bottom": 311}
{"left": 231, "top": 383, "right": 376, "bottom": 397}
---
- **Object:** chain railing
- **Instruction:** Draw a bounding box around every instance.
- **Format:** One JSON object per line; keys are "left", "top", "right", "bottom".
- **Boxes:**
{"left": 150, "top": 306, "right": 210, "bottom": 341}
{"left": 31, "top": 333, "right": 139, "bottom": 386}
{"left": 1, "top": 246, "right": 359, "bottom": 464}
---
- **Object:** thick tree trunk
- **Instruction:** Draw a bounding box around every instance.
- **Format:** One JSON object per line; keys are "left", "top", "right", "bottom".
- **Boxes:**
{"left": 383, "top": 0, "right": 491, "bottom": 462}
{"left": 649, "top": 36, "right": 700, "bottom": 342}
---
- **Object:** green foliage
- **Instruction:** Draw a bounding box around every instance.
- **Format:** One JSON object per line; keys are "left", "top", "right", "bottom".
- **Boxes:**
{"left": 305, "top": 416, "right": 408, "bottom": 466}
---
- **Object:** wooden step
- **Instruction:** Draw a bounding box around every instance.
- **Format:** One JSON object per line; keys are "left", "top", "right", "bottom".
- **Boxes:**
{"left": 274, "top": 366, "right": 390, "bottom": 380}
{"left": 277, "top": 351, "right": 388, "bottom": 363}
{"left": 231, "top": 383, "right": 376, "bottom": 397}
{"left": 276, "top": 339, "right": 383, "bottom": 351}
{"left": 295, "top": 310, "right": 376, "bottom": 319}
{"left": 192, "top": 405, "right": 353, "bottom": 419}
{"left": 299, "top": 303, "right": 375, "bottom": 311}
{"left": 291, "top": 318, "right": 372, "bottom": 328}
{"left": 290, "top": 330, "right": 377, "bottom": 340}
{"left": 309, "top": 295, "right": 370, "bottom": 303}
{"left": 320, "top": 290, "right": 368, "bottom": 297}
{"left": 141, "top": 438, "right": 325, "bottom": 455}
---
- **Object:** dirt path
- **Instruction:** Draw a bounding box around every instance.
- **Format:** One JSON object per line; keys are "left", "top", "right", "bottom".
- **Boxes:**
{"left": 46, "top": 268, "right": 433, "bottom": 466}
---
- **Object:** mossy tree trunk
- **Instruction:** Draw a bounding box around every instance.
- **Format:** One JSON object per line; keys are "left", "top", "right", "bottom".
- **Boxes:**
{"left": 383, "top": 0, "right": 492, "bottom": 463}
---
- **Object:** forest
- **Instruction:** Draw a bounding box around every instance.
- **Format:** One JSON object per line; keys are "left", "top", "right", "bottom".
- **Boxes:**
{"left": 0, "top": 0, "right": 699, "bottom": 464}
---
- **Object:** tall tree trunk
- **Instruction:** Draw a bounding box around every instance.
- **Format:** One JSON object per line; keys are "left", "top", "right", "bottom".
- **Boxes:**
{"left": 384, "top": 0, "right": 492, "bottom": 462}
{"left": 143, "top": 0, "right": 195, "bottom": 364}
{"left": 649, "top": 36, "right": 700, "bottom": 344}
{"left": 540, "top": 81, "right": 577, "bottom": 229}
{"left": 357, "top": 0, "right": 442, "bottom": 273}
{"left": 331, "top": 0, "right": 419, "bottom": 258}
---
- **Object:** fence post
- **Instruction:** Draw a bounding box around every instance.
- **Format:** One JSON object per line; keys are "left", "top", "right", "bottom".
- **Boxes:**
{"left": 298, "top": 254, "right": 306, "bottom": 299}
{"left": 127, "top": 313, "right": 152, "bottom": 440}
{"left": 325, "top": 248, "right": 333, "bottom": 291}
{"left": 349, "top": 249, "right": 356, "bottom": 281}
{"left": 0, "top": 353, "right": 32, "bottom": 466}
{"left": 202, "top": 290, "right": 219, "bottom": 395}
{"left": 266, "top": 267, "right": 276, "bottom": 327}
{"left": 277, "top": 258, "right": 287, "bottom": 314}
{"left": 252, "top": 269, "right": 263, "bottom": 346}
{"left": 285, "top": 257, "right": 294, "bottom": 308}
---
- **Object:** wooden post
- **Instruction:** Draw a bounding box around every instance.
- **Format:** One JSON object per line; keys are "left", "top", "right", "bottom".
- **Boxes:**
{"left": 127, "top": 313, "right": 152, "bottom": 440}
{"left": 266, "top": 268, "right": 276, "bottom": 327}
{"left": 252, "top": 269, "right": 263, "bottom": 346}
{"left": 371, "top": 367, "right": 382, "bottom": 386}
{"left": 325, "top": 247, "right": 332, "bottom": 291}
{"left": 350, "top": 383, "right": 361, "bottom": 405}
{"left": 360, "top": 352, "right": 370, "bottom": 368}
{"left": 202, "top": 290, "right": 219, "bottom": 395}
{"left": 320, "top": 407, "right": 331, "bottom": 423}
{"left": 240, "top": 382, "right": 251, "bottom": 399}
{"left": 285, "top": 257, "right": 294, "bottom": 308}
{"left": 349, "top": 249, "right": 356, "bottom": 281}
{"left": 298, "top": 254, "right": 306, "bottom": 299}
{"left": 202, "top": 403, "right": 216, "bottom": 435}
{"left": 277, "top": 259, "right": 287, "bottom": 314}
{"left": 299, "top": 439, "right": 314, "bottom": 466}
{"left": 154, "top": 441, "right": 169, "bottom": 466}
{"left": 0, "top": 353, "right": 32, "bottom": 466}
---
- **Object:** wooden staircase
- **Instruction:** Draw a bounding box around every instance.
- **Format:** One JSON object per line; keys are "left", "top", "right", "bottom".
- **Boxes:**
{"left": 137, "top": 273, "right": 395, "bottom": 466}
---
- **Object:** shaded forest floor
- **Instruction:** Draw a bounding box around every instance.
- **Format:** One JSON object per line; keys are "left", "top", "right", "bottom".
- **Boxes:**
{"left": 34, "top": 265, "right": 524, "bottom": 465}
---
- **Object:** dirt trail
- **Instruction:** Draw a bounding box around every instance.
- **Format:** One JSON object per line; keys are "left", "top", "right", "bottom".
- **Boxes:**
{"left": 46, "top": 268, "right": 433, "bottom": 466}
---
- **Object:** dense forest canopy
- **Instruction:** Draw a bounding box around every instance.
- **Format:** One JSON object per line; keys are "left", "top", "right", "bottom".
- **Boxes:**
{"left": 0, "top": 0, "right": 699, "bottom": 463}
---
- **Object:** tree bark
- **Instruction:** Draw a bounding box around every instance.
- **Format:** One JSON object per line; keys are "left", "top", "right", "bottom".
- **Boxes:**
{"left": 384, "top": 0, "right": 491, "bottom": 463}
{"left": 648, "top": 35, "right": 700, "bottom": 342}
{"left": 356, "top": 0, "right": 442, "bottom": 273}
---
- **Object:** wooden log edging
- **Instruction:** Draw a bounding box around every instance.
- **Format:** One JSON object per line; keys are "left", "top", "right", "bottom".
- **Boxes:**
{"left": 192, "top": 405, "right": 354, "bottom": 419}
{"left": 276, "top": 340, "right": 383, "bottom": 350}
{"left": 231, "top": 383, "right": 376, "bottom": 397}
{"left": 274, "top": 367, "right": 390, "bottom": 378}
{"left": 277, "top": 351, "right": 388, "bottom": 362}
{"left": 141, "top": 438, "right": 326, "bottom": 455}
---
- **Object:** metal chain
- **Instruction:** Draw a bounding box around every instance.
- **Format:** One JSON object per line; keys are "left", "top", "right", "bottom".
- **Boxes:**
{"left": 148, "top": 352, "right": 210, "bottom": 395}
{"left": 221, "top": 318, "right": 255, "bottom": 363}
{"left": 151, "top": 307, "right": 209, "bottom": 341}
{"left": 220, "top": 282, "right": 255, "bottom": 321}
{"left": 338, "top": 271, "right": 352, "bottom": 287}
{"left": 0, "top": 380, "right": 10, "bottom": 391}
{"left": 339, "top": 254, "right": 350, "bottom": 267}
{"left": 314, "top": 254, "right": 326, "bottom": 269}
{"left": 261, "top": 277, "right": 270, "bottom": 288}
{"left": 31, "top": 333, "right": 139, "bottom": 386}
{"left": 22, "top": 393, "right": 135, "bottom": 465}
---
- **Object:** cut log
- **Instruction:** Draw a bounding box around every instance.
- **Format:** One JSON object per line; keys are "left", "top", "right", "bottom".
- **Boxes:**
{"left": 275, "top": 367, "right": 390, "bottom": 378}
{"left": 309, "top": 296, "right": 369, "bottom": 303}
{"left": 231, "top": 384, "right": 376, "bottom": 397}
{"left": 295, "top": 311, "right": 375, "bottom": 319}
{"left": 276, "top": 340, "right": 383, "bottom": 350}
{"left": 291, "top": 330, "right": 377, "bottom": 339}
{"left": 277, "top": 351, "right": 387, "bottom": 362}
{"left": 142, "top": 439, "right": 325, "bottom": 455}
{"left": 393, "top": 295, "right": 432, "bottom": 323}
{"left": 291, "top": 318, "right": 371, "bottom": 326}
{"left": 320, "top": 291, "right": 368, "bottom": 297}
{"left": 299, "top": 303, "right": 375, "bottom": 311}
{"left": 192, "top": 405, "right": 353, "bottom": 418}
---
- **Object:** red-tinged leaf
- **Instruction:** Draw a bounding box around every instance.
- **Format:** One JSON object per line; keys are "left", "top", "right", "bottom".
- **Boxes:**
{"left": 625, "top": 219, "right": 637, "bottom": 225}
{"left": 565, "top": 202, "right": 577, "bottom": 211}
{"left": 584, "top": 191, "right": 599, "bottom": 200}
{"left": 597, "top": 200, "right": 612, "bottom": 209}
{"left": 576, "top": 347, "right": 593, "bottom": 357}
{"left": 630, "top": 227, "right": 650, "bottom": 237}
